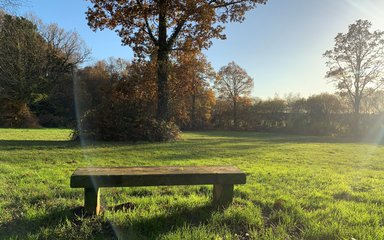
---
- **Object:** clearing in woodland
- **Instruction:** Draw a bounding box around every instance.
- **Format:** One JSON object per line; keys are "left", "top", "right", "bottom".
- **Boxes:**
{"left": 0, "top": 129, "right": 384, "bottom": 239}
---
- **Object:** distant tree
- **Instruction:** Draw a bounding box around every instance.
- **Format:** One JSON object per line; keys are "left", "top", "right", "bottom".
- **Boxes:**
{"left": 212, "top": 97, "right": 232, "bottom": 129}
{"left": 258, "top": 98, "right": 286, "bottom": 114}
{"left": 361, "top": 90, "right": 384, "bottom": 114}
{"left": 324, "top": 19, "right": 384, "bottom": 134}
{"left": 215, "top": 61, "right": 253, "bottom": 128}
{"left": 42, "top": 25, "right": 90, "bottom": 77}
{"left": 170, "top": 51, "right": 216, "bottom": 129}
{"left": 26, "top": 14, "right": 91, "bottom": 79}
{"left": 286, "top": 97, "right": 307, "bottom": 132}
{"left": 86, "top": 0, "right": 267, "bottom": 121}
{"left": 76, "top": 61, "right": 112, "bottom": 114}
{"left": 105, "top": 57, "right": 130, "bottom": 82}
{"left": 306, "top": 93, "right": 344, "bottom": 134}
{"left": 256, "top": 98, "right": 286, "bottom": 129}
{"left": 213, "top": 96, "right": 254, "bottom": 129}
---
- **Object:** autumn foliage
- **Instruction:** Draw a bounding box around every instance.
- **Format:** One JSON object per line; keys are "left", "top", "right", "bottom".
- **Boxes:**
{"left": 2, "top": 12, "right": 384, "bottom": 141}
{"left": 86, "top": 0, "right": 267, "bottom": 121}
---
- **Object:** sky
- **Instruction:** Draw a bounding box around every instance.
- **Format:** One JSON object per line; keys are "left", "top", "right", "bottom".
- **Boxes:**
{"left": 16, "top": 0, "right": 384, "bottom": 99}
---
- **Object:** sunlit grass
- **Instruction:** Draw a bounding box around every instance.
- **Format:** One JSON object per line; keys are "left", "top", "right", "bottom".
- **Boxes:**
{"left": 1, "top": 129, "right": 384, "bottom": 239}
{"left": 0, "top": 128, "right": 73, "bottom": 141}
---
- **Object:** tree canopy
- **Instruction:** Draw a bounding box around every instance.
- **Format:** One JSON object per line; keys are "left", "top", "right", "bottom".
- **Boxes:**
{"left": 215, "top": 61, "right": 253, "bottom": 127}
{"left": 86, "top": 0, "right": 267, "bottom": 121}
{"left": 0, "top": 12, "right": 90, "bottom": 127}
{"left": 324, "top": 19, "right": 384, "bottom": 115}
{"left": 86, "top": 0, "right": 267, "bottom": 56}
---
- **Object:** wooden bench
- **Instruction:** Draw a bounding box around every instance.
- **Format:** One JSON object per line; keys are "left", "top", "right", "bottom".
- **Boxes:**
{"left": 70, "top": 166, "right": 246, "bottom": 215}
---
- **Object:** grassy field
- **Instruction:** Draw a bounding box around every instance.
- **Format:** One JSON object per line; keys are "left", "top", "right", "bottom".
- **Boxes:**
{"left": 1, "top": 129, "right": 384, "bottom": 239}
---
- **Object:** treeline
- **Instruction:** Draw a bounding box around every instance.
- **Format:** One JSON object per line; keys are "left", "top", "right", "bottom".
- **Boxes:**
{"left": 214, "top": 93, "right": 384, "bottom": 135}
{"left": 0, "top": 11, "right": 89, "bottom": 128}
{"left": 1, "top": 12, "right": 383, "bottom": 139}
{"left": 74, "top": 58, "right": 384, "bottom": 137}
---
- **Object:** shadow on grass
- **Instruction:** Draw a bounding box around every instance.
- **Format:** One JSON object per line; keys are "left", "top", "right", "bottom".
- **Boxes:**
{"left": 0, "top": 206, "right": 84, "bottom": 239}
{"left": 0, "top": 140, "right": 81, "bottom": 150}
{"left": 1, "top": 130, "right": 383, "bottom": 147}
{"left": 188, "top": 131, "right": 384, "bottom": 145}
{"left": 109, "top": 203, "right": 217, "bottom": 239}
{"left": 0, "top": 202, "right": 217, "bottom": 239}
{"left": 0, "top": 132, "right": 377, "bottom": 151}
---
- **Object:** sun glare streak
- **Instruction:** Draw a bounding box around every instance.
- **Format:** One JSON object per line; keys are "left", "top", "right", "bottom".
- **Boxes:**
{"left": 363, "top": 114, "right": 384, "bottom": 145}
{"left": 72, "top": 69, "right": 86, "bottom": 148}
{"left": 344, "top": 0, "right": 384, "bottom": 28}
{"left": 357, "top": 114, "right": 384, "bottom": 174}
{"left": 72, "top": 69, "right": 122, "bottom": 238}
{"left": 341, "top": 0, "right": 384, "bottom": 161}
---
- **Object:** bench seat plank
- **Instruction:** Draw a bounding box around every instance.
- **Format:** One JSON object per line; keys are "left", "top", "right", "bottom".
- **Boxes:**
{"left": 71, "top": 166, "right": 246, "bottom": 188}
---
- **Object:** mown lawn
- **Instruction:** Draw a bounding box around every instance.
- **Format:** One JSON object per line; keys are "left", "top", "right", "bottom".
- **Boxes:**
{"left": 1, "top": 129, "right": 384, "bottom": 239}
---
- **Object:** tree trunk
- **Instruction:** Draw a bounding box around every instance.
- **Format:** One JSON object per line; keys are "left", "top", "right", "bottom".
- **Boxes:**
{"left": 190, "top": 81, "right": 198, "bottom": 129}
{"left": 233, "top": 98, "right": 237, "bottom": 128}
{"left": 156, "top": 48, "right": 169, "bottom": 121}
{"left": 353, "top": 97, "right": 361, "bottom": 136}
{"left": 191, "top": 92, "right": 196, "bottom": 129}
{"left": 156, "top": 0, "right": 169, "bottom": 121}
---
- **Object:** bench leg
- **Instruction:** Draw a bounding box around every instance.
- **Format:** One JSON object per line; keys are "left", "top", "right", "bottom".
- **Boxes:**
{"left": 84, "top": 187, "right": 100, "bottom": 215}
{"left": 213, "top": 184, "right": 234, "bottom": 207}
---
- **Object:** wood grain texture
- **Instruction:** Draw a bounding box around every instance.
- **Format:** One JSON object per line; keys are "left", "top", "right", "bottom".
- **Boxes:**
{"left": 70, "top": 166, "right": 246, "bottom": 188}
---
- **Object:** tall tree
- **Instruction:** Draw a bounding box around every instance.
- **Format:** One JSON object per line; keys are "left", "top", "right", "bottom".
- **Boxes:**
{"left": 35, "top": 21, "right": 91, "bottom": 127}
{"left": 0, "top": 12, "right": 90, "bottom": 127}
{"left": 0, "top": 13, "right": 45, "bottom": 126}
{"left": 86, "top": 0, "right": 267, "bottom": 121}
{"left": 324, "top": 19, "right": 384, "bottom": 133}
{"left": 215, "top": 61, "right": 253, "bottom": 128}
{"left": 0, "top": 13, "right": 45, "bottom": 105}
{"left": 26, "top": 14, "right": 91, "bottom": 80}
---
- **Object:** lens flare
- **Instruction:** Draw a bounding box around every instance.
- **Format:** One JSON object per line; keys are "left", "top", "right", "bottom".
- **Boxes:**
{"left": 363, "top": 113, "right": 384, "bottom": 145}
{"left": 344, "top": 0, "right": 384, "bottom": 28}
{"left": 72, "top": 69, "right": 121, "bottom": 238}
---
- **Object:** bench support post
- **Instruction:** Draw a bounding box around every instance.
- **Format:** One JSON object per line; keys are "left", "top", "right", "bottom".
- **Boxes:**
{"left": 84, "top": 187, "right": 100, "bottom": 215}
{"left": 213, "top": 184, "right": 234, "bottom": 207}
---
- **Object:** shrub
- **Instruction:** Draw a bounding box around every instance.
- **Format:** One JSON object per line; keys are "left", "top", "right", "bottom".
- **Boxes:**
{"left": 142, "top": 119, "right": 181, "bottom": 142}
{"left": 0, "top": 100, "right": 39, "bottom": 128}
{"left": 73, "top": 99, "right": 180, "bottom": 142}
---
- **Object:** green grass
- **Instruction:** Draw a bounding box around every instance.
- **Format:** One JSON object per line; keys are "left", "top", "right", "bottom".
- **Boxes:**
{"left": 1, "top": 129, "right": 384, "bottom": 239}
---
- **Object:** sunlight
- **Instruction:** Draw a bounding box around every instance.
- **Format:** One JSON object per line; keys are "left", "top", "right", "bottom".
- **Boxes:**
{"left": 344, "top": 0, "right": 384, "bottom": 28}
{"left": 363, "top": 114, "right": 384, "bottom": 145}
{"left": 5, "top": 1, "right": 384, "bottom": 238}
{"left": 72, "top": 70, "right": 122, "bottom": 238}
{"left": 72, "top": 70, "right": 87, "bottom": 148}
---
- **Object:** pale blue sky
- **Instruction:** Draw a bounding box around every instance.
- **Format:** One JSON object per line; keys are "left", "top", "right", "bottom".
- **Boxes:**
{"left": 17, "top": 0, "right": 384, "bottom": 99}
